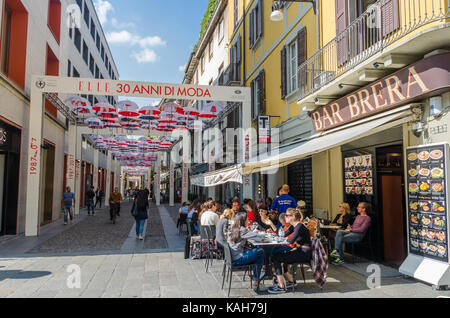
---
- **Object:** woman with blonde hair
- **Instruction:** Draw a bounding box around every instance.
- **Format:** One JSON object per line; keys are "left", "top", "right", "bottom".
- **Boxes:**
{"left": 332, "top": 202, "right": 352, "bottom": 229}
{"left": 216, "top": 209, "right": 234, "bottom": 255}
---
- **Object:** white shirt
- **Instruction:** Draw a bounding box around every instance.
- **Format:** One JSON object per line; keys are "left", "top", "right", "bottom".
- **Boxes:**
{"left": 200, "top": 210, "right": 219, "bottom": 226}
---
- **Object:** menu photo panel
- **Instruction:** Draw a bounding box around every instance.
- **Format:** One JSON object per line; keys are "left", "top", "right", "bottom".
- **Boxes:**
{"left": 344, "top": 154, "right": 374, "bottom": 196}
{"left": 407, "top": 143, "right": 449, "bottom": 263}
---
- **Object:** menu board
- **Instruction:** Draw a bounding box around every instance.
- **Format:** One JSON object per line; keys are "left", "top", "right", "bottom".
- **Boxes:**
{"left": 344, "top": 155, "right": 374, "bottom": 195}
{"left": 407, "top": 144, "right": 449, "bottom": 263}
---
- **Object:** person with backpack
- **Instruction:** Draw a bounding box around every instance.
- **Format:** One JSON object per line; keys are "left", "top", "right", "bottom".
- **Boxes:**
{"left": 132, "top": 190, "right": 149, "bottom": 240}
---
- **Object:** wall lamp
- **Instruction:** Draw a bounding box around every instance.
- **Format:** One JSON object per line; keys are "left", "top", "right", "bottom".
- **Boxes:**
{"left": 271, "top": 0, "right": 316, "bottom": 22}
{"left": 338, "top": 83, "right": 363, "bottom": 89}
{"left": 373, "top": 62, "right": 385, "bottom": 68}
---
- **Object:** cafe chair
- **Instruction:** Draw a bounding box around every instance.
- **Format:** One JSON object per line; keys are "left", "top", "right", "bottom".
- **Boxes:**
{"left": 204, "top": 225, "right": 219, "bottom": 272}
{"left": 349, "top": 225, "right": 375, "bottom": 263}
{"left": 222, "top": 243, "right": 260, "bottom": 297}
{"left": 284, "top": 263, "right": 307, "bottom": 292}
{"left": 178, "top": 213, "right": 188, "bottom": 236}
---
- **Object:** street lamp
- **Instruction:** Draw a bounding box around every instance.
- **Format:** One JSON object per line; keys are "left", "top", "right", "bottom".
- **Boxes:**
{"left": 270, "top": 0, "right": 316, "bottom": 22}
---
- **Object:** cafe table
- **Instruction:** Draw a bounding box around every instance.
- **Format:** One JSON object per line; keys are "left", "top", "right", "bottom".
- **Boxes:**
{"left": 319, "top": 224, "right": 342, "bottom": 255}
{"left": 247, "top": 232, "right": 289, "bottom": 282}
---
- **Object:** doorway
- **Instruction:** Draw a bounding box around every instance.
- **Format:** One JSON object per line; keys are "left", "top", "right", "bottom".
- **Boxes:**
{"left": 0, "top": 153, "right": 5, "bottom": 235}
{"left": 376, "top": 145, "right": 406, "bottom": 267}
{"left": 40, "top": 143, "right": 55, "bottom": 225}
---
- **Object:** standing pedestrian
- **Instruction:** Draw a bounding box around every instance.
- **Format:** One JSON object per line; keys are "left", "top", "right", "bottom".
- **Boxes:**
{"left": 62, "top": 186, "right": 75, "bottom": 225}
{"left": 86, "top": 186, "right": 96, "bottom": 216}
{"left": 133, "top": 190, "right": 149, "bottom": 240}
{"left": 95, "top": 188, "right": 102, "bottom": 208}
{"left": 109, "top": 187, "right": 122, "bottom": 224}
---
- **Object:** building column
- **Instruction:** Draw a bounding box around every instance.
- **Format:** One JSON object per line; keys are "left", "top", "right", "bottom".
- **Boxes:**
{"left": 93, "top": 149, "right": 99, "bottom": 189}
{"left": 155, "top": 154, "right": 161, "bottom": 206}
{"left": 105, "top": 151, "right": 112, "bottom": 207}
{"left": 182, "top": 162, "right": 189, "bottom": 204}
{"left": 66, "top": 125, "right": 76, "bottom": 197}
{"left": 25, "top": 80, "right": 44, "bottom": 236}
{"left": 169, "top": 153, "right": 175, "bottom": 207}
{"left": 242, "top": 101, "right": 253, "bottom": 200}
{"left": 74, "top": 130, "right": 82, "bottom": 216}
{"left": 119, "top": 166, "right": 124, "bottom": 196}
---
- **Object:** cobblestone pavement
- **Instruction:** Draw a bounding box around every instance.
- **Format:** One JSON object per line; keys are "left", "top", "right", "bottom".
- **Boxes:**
{"left": 0, "top": 204, "right": 449, "bottom": 298}
{"left": 26, "top": 203, "right": 135, "bottom": 254}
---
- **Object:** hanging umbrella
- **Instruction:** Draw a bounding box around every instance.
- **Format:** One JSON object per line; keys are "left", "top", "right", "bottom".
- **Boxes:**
{"left": 116, "top": 100, "right": 139, "bottom": 110}
{"left": 66, "top": 96, "right": 92, "bottom": 114}
{"left": 198, "top": 101, "right": 225, "bottom": 118}
{"left": 182, "top": 106, "right": 200, "bottom": 116}
{"left": 158, "top": 112, "right": 178, "bottom": 124}
{"left": 98, "top": 112, "right": 118, "bottom": 119}
{"left": 84, "top": 117, "right": 104, "bottom": 128}
{"left": 160, "top": 102, "right": 184, "bottom": 114}
{"left": 92, "top": 102, "right": 116, "bottom": 113}
{"left": 139, "top": 106, "right": 161, "bottom": 120}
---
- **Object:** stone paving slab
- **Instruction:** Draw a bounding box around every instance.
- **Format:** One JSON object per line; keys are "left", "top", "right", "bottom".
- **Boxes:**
{"left": 144, "top": 205, "right": 169, "bottom": 250}
{"left": 26, "top": 203, "right": 135, "bottom": 254}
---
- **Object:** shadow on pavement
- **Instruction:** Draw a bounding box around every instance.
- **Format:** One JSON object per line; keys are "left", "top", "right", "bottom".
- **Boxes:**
{"left": 0, "top": 270, "right": 52, "bottom": 282}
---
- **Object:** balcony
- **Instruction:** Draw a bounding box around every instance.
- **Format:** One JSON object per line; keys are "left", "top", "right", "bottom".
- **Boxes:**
{"left": 298, "top": 0, "right": 450, "bottom": 107}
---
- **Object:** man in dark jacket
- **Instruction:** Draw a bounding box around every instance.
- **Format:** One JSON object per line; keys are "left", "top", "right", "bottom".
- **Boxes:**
{"left": 86, "top": 186, "right": 96, "bottom": 216}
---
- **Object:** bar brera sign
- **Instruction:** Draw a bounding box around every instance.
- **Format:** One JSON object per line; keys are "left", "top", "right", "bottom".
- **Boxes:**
{"left": 311, "top": 53, "right": 450, "bottom": 132}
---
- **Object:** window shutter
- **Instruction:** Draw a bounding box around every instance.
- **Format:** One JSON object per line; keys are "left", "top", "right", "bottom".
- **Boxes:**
{"left": 251, "top": 80, "right": 255, "bottom": 120}
{"left": 381, "top": 0, "right": 399, "bottom": 37}
{"left": 335, "top": 0, "right": 349, "bottom": 67}
{"left": 297, "top": 27, "right": 307, "bottom": 91}
{"left": 259, "top": 69, "right": 265, "bottom": 115}
{"left": 257, "top": 0, "right": 263, "bottom": 38}
{"left": 249, "top": 10, "right": 254, "bottom": 48}
{"left": 236, "top": 34, "right": 241, "bottom": 81}
{"left": 229, "top": 46, "right": 235, "bottom": 81}
{"left": 281, "top": 46, "right": 287, "bottom": 99}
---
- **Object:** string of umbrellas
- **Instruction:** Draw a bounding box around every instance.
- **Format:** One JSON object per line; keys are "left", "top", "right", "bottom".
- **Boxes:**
{"left": 64, "top": 96, "right": 224, "bottom": 169}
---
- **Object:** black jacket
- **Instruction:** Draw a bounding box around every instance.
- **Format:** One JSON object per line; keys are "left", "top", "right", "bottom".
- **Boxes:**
{"left": 332, "top": 213, "right": 353, "bottom": 229}
{"left": 87, "top": 190, "right": 95, "bottom": 200}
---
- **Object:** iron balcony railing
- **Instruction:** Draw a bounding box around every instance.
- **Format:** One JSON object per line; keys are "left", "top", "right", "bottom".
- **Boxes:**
{"left": 297, "top": 0, "right": 450, "bottom": 100}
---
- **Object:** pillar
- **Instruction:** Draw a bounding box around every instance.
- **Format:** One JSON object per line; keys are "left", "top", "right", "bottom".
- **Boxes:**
{"left": 25, "top": 78, "right": 44, "bottom": 236}
{"left": 74, "top": 129, "right": 82, "bottom": 216}
{"left": 169, "top": 152, "right": 174, "bottom": 207}
{"left": 105, "top": 151, "right": 112, "bottom": 207}
{"left": 66, "top": 125, "right": 76, "bottom": 197}
{"left": 93, "top": 149, "right": 99, "bottom": 189}
{"left": 242, "top": 100, "right": 253, "bottom": 200}
{"left": 155, "top": 154, "right": 161, "bottom": 206}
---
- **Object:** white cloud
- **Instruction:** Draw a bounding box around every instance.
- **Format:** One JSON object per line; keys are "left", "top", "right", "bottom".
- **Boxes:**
{"left": 178, "top": 64, "right": 186, "bottom": 72}
{"left": 94, "top": 0, "right": 114, "bottom": 25}
{"left": 131, "top": 49, "right": 158, "bottom": 64}
{"left": 111, "top": 18, "right": 136, "bottom": 29}
{"left": 106, "top": 31, "right": 166, "bottom": 48}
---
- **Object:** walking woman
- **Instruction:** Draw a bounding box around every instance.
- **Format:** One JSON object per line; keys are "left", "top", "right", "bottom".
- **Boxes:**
{"left": 132, "top": 190, "right": 149, "bottom": 240}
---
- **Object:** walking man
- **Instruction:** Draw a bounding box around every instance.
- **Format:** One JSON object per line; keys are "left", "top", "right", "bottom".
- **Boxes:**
{"left": 62, "top": 186, "right": 75, "bottom": 225}
{"left": 109, "top": 187, "right": 122, "bottom": 224}
{"left": 95, "top": 188, "right": 104, "bottom": 208}
{"left": 86, "top": 186, "right": 96, "bottom": 216}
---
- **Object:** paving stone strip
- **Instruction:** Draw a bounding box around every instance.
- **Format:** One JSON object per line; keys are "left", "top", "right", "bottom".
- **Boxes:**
{"left": 144, "top": 204, "right": 168, "bottom": 250}
{"left": 26, "top": 203, "right": 135, "bottom": 254}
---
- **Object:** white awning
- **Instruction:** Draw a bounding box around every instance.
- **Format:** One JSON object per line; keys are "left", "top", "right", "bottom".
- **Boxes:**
{"left": 191, "top": 106, "right": 414, "bottom": 187}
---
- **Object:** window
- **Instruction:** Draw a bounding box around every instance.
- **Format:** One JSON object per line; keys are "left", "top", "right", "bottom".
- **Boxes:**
{"left": 288, "top": 40, "right": 297, "bottom": 94}
{"left": 217, "top": 19, "right": 224, "bottom": 43}
{"left": 252, "top": 78, "right": 260, "bottom": 119}
{"left": 48, "top": 0, "right": 61, "bottom": 43}
{"left": 89, "top": 53, "right": 94, "bottom": 74}
{"left": 73, "top": 66, "right": 79, "bottom": 77}
{"left": 249, "top": 0, "right": 263, "bottom": 49}
{"left": 45, "top": 44, "right": 59, "bottom": 117}
{"left": 229, "top": 34, "right": 241, "bottom": 82}
{"left": 105, "top": 54, "right": 109, "bottom": 70}
{"left": 69, "top": 25, "right": 72, "bottom": 39}
{"left": 67, "top": 59, "right": 71, "bottom": 76}
{"left": 200, "top": 55, "right": 204, "bottom": 74}
{"left": 208, "top": 41, "right": 213, "bottom": 61}
{"left": 234, "top": 0, "right": 239, "bottom": 26}
{"left": 251, "top": 70, "right": 265, "bottom": 120}
{"left": 90, "top": 18, "right": 95, "bottom": 40}
{"left": 95, "top": 64, "right": 99, "bottom": 79}
{"left": 96, "top": 33, "right": 100, "bottom": 50}
{"left": 1, "top": 0, "right": 29, "bottom": 89}
{"left": 101, "top": 43, "right": 105, "bottom": 61}
{"left": 83, "top": 0, "right": 90, "bottom": 27}
{"left": 82, "top": 40, "right": 88, "bottom": 64}
{"left": 76, "top": 0, "right": 82, "bottom": 11}
{"left": 74, "top": 28, "right": 81, "bottom": 52}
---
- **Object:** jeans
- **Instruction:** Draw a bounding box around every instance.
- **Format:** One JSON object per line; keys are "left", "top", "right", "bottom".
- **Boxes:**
{"left": 136, "top": 219, "right": 145, "bottom": 236}
{"left": 87, "top": 199, "right": 95, "bottom": 215}
{"left": 110, "top": 203, "right": 120, "bottom": 221}
{"left": 232, "top": 248, "right": 265, "bottom": 281}
{"left": 64, "top": 205, "right": 73, "bottom": 223}
{"left": 95, "top": 197, "right": 102, "bottom": 208}
{"left": 334, "top": 230, "right": 363, "bottom": 258}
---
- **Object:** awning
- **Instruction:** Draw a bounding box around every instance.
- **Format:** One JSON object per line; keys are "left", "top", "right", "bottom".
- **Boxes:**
{"left": 191, "top": 105, "right": 414, "bottom": 187}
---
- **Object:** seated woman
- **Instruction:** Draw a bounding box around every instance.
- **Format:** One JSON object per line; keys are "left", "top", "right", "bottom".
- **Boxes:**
{"left": 216, "top": 208, "right": 234, "bottom": 254}
{"left": 268, "top": 209, "right": 312, "bottom": 294}
{"left": 332, "top": 202, "right": 353, "bottom": 229}
{"left": 244, "top": 200, "right": 258, "bottom": 223}
{"left": 227, "top": 212, "right": 266, "bottom": 290}
{"left": 187, "top": 200, "right": 201, "bottom": 234}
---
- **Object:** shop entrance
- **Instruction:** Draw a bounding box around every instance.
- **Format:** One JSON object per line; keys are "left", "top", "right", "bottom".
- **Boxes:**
{"left": 40, "top": 142, "right": 55, "bottom": 225}
{"left": 376, "top": 145, "right": 406, "bottom": 267}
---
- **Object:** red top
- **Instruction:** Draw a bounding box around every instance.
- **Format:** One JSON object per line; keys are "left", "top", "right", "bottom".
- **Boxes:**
{"left": 247, "top": 210, "right": 256, "bottom": 223}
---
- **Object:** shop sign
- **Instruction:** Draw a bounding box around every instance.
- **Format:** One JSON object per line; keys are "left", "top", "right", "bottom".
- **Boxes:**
{"left": 258, "top": 116, "right": 271, "bottom": 144}
{"left": 312, "top": 53, "right": 450, "bottom": 132}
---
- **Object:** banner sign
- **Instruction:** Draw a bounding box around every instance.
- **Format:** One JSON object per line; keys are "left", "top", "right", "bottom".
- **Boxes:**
{"left": 312, "top": 53, "right": 450, "bottom": 132}
{"left": 258, "top": 116, "right": 271, "bottom": 144}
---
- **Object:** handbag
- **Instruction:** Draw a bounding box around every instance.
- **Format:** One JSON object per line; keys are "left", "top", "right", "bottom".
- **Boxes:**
{"left": 131, "top": 201, "right": 138, "bottom": 216}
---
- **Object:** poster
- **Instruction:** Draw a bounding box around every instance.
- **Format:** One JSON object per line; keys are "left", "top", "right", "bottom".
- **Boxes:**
{"left": 344, "top": 154, "right": 373, "bottom": 196}
{"left": 407, "top": 143, "right": 449, "bottom": 263}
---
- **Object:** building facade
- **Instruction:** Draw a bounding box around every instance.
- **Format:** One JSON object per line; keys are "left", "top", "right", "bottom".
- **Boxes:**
{"left": 0, "top": 0, "right": 119, "bottom": 236}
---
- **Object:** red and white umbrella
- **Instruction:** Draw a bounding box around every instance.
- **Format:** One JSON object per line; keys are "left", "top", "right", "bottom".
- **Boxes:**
{"left": 158, "top": 112, "right": 178, "bottom": 124}
{"left": 182, "top": 106, "right": 200, "bottom": 116}
{"left": 92, "top": 102, "right": 116, "bottom": 113}
{"left": 198, "top": 102, "right": 224, "bottom": 118}
{"left": 139, "top": 106, "right": 161, "bottom": 120}
{"left": 84, "top": 117, "right": 104, "bottom": 129}
{"left": 98, "top": 112, "right": 118, "bottom": 119}
{"left": 66, "top": 96, "right": 92, "bottom": 114}
{"left": 160, "top": 102, "right": 184, "bottom": 114}
{"left": 117, "top": 100, "right": 139, "bottom": 117}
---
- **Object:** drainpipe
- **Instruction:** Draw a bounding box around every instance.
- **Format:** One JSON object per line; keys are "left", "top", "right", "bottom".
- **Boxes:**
{"left": 242, "top": 0, "right": 246, "bottom": 86}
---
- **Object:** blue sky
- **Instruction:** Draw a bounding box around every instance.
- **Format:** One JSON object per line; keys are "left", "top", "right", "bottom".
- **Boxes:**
{"left": 94, "top": 0, "right": 209, "bottom": 106}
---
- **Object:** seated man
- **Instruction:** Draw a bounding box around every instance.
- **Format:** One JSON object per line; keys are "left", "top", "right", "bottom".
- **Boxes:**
{"left": 200, "top": 201, "right": 219, "bottom": 226}
{"left": 331, "top": 202, "right": 371, "bottom": 265}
